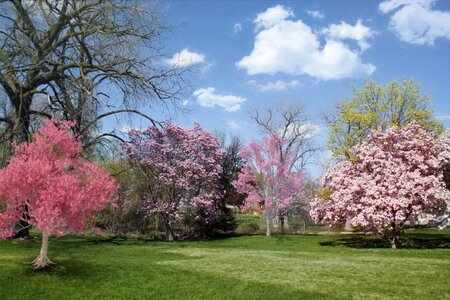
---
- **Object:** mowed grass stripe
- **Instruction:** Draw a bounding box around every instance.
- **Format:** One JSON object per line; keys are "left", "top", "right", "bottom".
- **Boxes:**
{"left": 0, "top": 230, "right": 448, "bottom": 299}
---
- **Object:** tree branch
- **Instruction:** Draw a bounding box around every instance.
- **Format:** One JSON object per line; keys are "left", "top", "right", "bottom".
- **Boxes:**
{"left": 80, "top": 109, "right": 160, "bottom": 134}
{"left": 29, "top": 110, "right": 52, "bottom": 119}
{"left": 0, "top": 116, "right": 12, "bottom": 125}
{"left": 84, "top": 132, "right": 125, "bottom": 149}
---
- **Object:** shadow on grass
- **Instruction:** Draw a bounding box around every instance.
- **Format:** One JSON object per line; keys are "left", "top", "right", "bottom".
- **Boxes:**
{"left": 21, "top": 258, "right": 101, "bottom": 280}
{"left": 81, "top": 236, "right": 127, "bottom": 245}
{"left": 320, "top": 233, "right": 450, "bottom": 249}
{"left": 55, "top": 234, "right": 241, "bottom": 248}
{"left": 50, "top": 235, "right": 133, "bottom": 249}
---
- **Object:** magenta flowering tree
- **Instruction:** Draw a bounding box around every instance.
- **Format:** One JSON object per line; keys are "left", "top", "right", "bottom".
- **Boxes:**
{"left": 0, "top": 119, "right": 118, "bottom": 268}
{"left": 233, "top": 134, "right": 304, "bottom": 236}
{"left": 123, "top": 123, "right": 225, "bottom": 240}
{"left": 312, "top": 122, "right": 450, "bottom": 248}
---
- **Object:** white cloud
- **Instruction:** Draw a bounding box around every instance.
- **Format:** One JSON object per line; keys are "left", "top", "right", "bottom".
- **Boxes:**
{"left": 181, "top": 100, "right": 189, "bottom": 106}
{"left": 234, "top": 22, "right": 242, "bottom": 33}
{"left": 254, "top": 5, "right": 294, "bottom": 31}
{"left": 200, "top": 63, "right": 213, "bottom": 74}
{"left": 236, "top": 5, "right": 375, "bottom": 80}
{"left": 437, "top": 115, "right": 450, "bottom": 121}
{"left": 193, "top": 87, "right": 246, "bottom": 112}
{"left": 165, "top": 49, "right": 205, "bottom": 67}
{"left": 119, "top": 125, "right": 135, "bottom": 133}
{"left": 226, "top": 120, "right": 241, "bottom": 129}
{"left": 378, "top": 0, "right": 433, "bottom": 14}
{"left": 322, "top": 19, "right": 376, "bottom": 50}
{"left": 306, "top": 10, "right": 325, "bottom": 20}
{"left": 281, "top": 122, "right": 323, "bottom": 140}
{"left": 379, "top": 0, "right": 450, "bottom": 45}
{"left": 248, "top": 80, "right": 301, "bottom": 91}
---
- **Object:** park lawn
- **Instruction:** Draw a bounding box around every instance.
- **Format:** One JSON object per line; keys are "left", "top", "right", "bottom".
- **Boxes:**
{"left": 0, "top": 229, "right": 449, "bottom": 300}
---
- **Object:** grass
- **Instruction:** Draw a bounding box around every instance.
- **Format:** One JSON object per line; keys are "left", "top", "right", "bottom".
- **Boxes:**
{"left": 235, "top": 213, "right": 262, "bottom": 225}
{"left": 235, "top": 214, "right": 262, "bottom": 234}
{"left": 0, "top": 229, "right": 449, "bottom": 299}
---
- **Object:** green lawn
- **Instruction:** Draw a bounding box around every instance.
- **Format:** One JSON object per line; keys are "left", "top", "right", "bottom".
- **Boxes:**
{"left": 0, "top": 229, "right": 449, "bottom": 299}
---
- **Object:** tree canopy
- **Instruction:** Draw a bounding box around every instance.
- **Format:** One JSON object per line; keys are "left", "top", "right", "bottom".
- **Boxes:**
{"left": 312, "top": 122, "right": 450, "bottom": 248}
{"left": 326, "top": 79, "right": 443, "bottom": 160}
{"left": 123, "top": 123, "right": 228, "bottom": 240}
{"left": 233, "top": 135, "right": 304, "bottom": 236}
{"left": 0, "top": 119, "right": 117, "bottom": 267}
{"left": 251, "top": 103, "right": 321, "bottom": 170}
{"left": 0, "top": 0, "right": 183, "bottom": 146}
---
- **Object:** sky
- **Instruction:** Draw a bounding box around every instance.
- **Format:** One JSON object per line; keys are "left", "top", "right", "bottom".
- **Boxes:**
{"left": 115, "top": 0, "right": 450, "bottom": 177}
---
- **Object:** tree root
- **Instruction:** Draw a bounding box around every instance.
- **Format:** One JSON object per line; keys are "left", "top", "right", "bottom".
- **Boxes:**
{"left": 32, "top": 254, "right": 55, "bottom": 269}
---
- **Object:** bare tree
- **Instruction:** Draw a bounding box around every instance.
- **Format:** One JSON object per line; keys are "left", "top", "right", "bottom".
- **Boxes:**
{"left": 0, "top": 126, "right": 10, "bottom": 167}
{"left": 0, "top": 0, "right": 185, "bottom": 237}
{"left": 0, "top": 90, "right": 12, "bottom": 166}
{"left": 0, "top": 0, "right": 184, "bottom": 145}
{"left": 250, "top": 103, "right": 322, "bottom": 231}
{"left": 251, "top": 103, "right": 322, "bottom": 171}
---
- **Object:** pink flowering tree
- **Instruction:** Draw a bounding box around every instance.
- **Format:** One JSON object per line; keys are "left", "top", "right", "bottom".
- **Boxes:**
{"left": 440, "top": 131, "right": 450, "bottom": 191}
{"left": 122, "top": 123, "right": 225, "bottom": 240}
{"left": 0, "top": 119, "right": 118, "bottom": 268}
{"left": 312, "top": 122, "right": 450, "bottom": 248}
{"left": 233, "top": 135, "right": 304, "bottom": 236}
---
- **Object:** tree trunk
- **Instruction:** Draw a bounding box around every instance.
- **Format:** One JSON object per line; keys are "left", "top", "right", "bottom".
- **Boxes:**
{"left": 168, "top": 231, "right": 174, "bottom": 241}
{"left": 32, "top": 231, "right": 55, "bottom": 268}
{"left": 390, "top": 233, "right": 400, "bottom": 249}
{"left": 284, "top": 216, "right": 289, "bottom": 230}
{"left": 266, "top": 215, "right": 272, "bottom": 237}
{"left": 164, "top": 218, "right": 174, "bottom": 241}
{"left": 344, "top": 217, "right": 353, "bottom": 231}
{"left": 12, "top": 96, "right": 32, "bottom": 239}
{"left": 12, "top": 218, "right": 30, "bottom": 239}
{"left": 13, "top": 197, "right": 31, "bottom": 239}
{"left": 274, "top": 215, "right": 279, "bottom": 228}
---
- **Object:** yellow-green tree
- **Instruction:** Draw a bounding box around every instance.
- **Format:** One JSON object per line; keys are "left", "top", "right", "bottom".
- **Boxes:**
{"left": 326, "top": 79, "right": 443, "bottom": 159}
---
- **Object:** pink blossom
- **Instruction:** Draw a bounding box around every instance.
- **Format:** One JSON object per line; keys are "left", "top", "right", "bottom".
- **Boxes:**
{"left": 233, "top": 134, "right": 304, "bottom": 234}
{"left": 0, "top": 119, "right": 118, "bottom": 238}
{"left": 123, "top": 123, "right": 225, "bottom": 237}
{"left": 312, "top": 122, "right": 450, "bottom": 247}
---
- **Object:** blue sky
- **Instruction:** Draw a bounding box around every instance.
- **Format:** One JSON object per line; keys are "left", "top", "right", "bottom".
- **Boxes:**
{"left": 115, "top": 0, "right": 450, "bottom": 177}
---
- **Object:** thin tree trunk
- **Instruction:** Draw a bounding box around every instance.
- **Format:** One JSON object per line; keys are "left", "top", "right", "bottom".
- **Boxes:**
{"left": 284, "top": 216, "right": 289, "bottom": 230}
{"left": 164, "top": 217, "right": 174, "bottom": 241}
{"left": 33, "top": 231, "right": 55, "bottom": 268}
{"left": 168, "top": 231, "right": 174, "bottom": 241}
{"left": 344, "top": 217, "right": 353, "bottom": 231}
{"left": 266, "top": 215, "right": 272, "bottom": 237}
{"left": 390, "top": 232, "right": 400, "bottom": 249}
